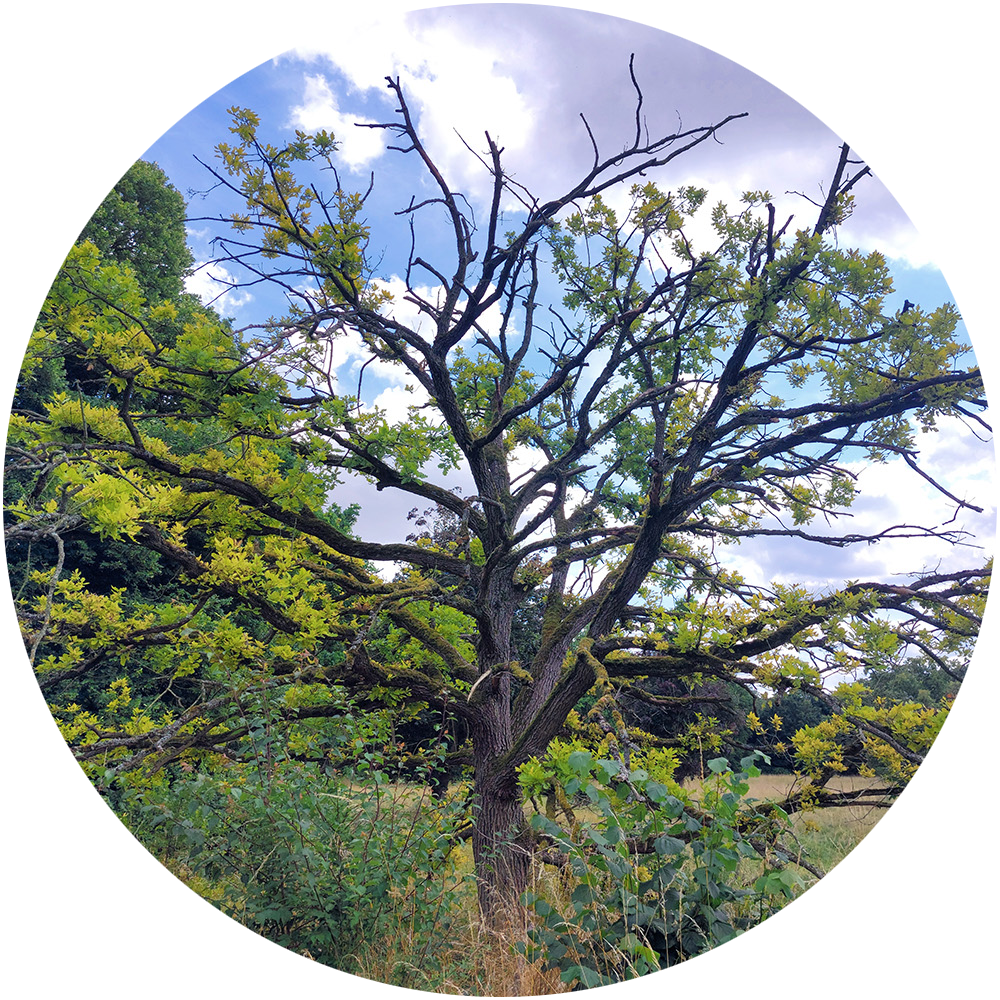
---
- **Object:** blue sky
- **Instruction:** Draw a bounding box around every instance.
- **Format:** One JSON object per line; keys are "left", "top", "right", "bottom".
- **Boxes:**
{"left": 151, "top": 6, "right": 961, "bottom": 295}
{"left": 135, "top": 4, "right": 994, "bottom": 591}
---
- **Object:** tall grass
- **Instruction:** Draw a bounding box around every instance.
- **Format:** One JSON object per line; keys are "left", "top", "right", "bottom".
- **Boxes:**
{"left": 348, "top": 771, "right": 889, "bottom": 992}
{"left": 141, "top": 771, "right": 886, "bottom": 994}
{"left": 683, "top": 772, "right": 889, "bottom": 877}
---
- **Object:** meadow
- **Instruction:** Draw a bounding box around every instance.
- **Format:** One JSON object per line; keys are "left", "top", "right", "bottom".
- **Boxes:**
{"left": 148, "top": 770, "right": 890, "bottom": 995}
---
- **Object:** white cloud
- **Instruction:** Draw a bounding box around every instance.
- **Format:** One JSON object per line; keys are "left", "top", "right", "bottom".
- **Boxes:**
{"left": 278, "top": 4, "right": 945, "bottom": 278}
{"left": 556, "top": 145, "right": 929, "bottom": 285}
{"left": 718, "top": 416, "right": 995, "bottom": 591}
{"left": 288, "top": 73, "right": 385, "bottom": 170}
{"left": 393, "top": 32, "right": 535, "bottom": 196}
{"left": 370, "top": 274, "right": 511, "bottom": 354}
{"left": 370, "top": 382, "right": 428, "bottom": 425}
{"left": 371, "top": 275, "right": 440, "bottom": 342}
{"left": 840, "top": 216, "right": 934, "bottom": 270}
{"left": 288, "top": 13, "right": 537, "bottom": 199}
{"left": 184, "top": 261, "right": 253, "bottom": 314}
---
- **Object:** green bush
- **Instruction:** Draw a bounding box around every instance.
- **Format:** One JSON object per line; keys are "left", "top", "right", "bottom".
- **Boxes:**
{"left": 519, "top": 752, "right": 803, "bottom": 988}
{"left": 119, "top": 755, "right": 467, "bottom": 980}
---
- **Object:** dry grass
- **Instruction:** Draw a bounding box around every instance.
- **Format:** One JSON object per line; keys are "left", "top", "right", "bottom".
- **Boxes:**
{"left": 682, "top": 771, "right": 892, "bottom": 875}
{"left": 685, "top": 770, "right": 888, "bottom": 802}
{"left": 167, "top": 772, "right": 889, "bottom": 994}
{"left": 347, "top": 886, "right": 570, "bottom": 995}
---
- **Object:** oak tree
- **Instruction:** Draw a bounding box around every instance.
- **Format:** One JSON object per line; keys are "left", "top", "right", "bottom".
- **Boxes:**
{"left": 7, "top": 65, "right": 989, "bottom": 926}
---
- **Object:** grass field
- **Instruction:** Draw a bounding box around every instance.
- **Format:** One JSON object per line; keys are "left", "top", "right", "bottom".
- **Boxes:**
{"left": 684, "top": 772, "right": 891, "bottom": 874}
{"left": 345, "top": 771, "right": 892, "bottom": 993}
{"left": 157, "top": 770, "right": 892, "bottom": 994}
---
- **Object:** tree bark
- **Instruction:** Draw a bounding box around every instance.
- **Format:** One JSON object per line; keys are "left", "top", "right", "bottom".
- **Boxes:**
{"left": 454, "top": 423, "right": 538, "bottom": 922}
{"left": 469, "top": 669, "right": 532, "bottom": 925}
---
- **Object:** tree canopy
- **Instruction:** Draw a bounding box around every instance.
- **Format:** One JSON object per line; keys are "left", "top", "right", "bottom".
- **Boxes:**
{"left": 78, "top": 159, "right": 194, "bottom": 302}
{"left": 6, "top": 64, "right": 989, "bottom": 946}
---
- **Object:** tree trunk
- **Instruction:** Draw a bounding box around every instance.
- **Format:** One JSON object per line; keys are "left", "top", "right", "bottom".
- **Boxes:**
{"left": 470, "top": 673, "right": 531, "bottom": 927}
{"left": 472, "top": 752, "right": 532, "bottom": 926}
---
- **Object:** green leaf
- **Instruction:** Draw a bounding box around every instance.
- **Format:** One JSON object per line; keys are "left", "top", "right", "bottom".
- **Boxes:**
{"left": 567, "top": 749, "right": 593, "bottom": 777}
{"left": 562, "top": 965, "right": 609, "bottom": 989}
{"left": 587, "top": 827, "right": 608, "bottom": 848}
{"left": 654, "top": 834, "right": 687, "bottom": 856}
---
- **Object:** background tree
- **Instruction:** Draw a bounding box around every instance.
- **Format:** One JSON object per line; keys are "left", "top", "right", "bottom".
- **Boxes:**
{"left": 7, "top": 66, "right": 989, "bottom": 929}
{"left": 78, "top": 159, "right": 194, "bottom": 303}
{"left": 7, "top": 162, "right": 268, "bottom": 718}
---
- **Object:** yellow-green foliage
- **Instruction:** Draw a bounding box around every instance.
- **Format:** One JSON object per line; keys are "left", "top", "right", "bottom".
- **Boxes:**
{"left": 790, "top": 680, "right": 950, "bottom": 784}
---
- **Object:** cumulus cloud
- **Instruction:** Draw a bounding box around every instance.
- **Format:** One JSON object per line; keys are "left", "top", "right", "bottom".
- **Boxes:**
{"left": 718, "top": 416, "right": 995, "bottom": 592}
{"left": 288, "top": 73, "right": 385, "bottom": 170}
{"left": 390, "top": 35, "right": 535, "bottom": 198}
{"left": 370, "top": 383, "right": 428, "bottom": 425}
{"left": 370, "top": 275, "right": 440, "bottom": 343}
{"left": 841, "top": 217, "right": 935, "bottom": 271}
{"left": 277, "top": 4, "right": 945, "bottom": 279}
{"left": 185, "top": 261, "right": 253, "bottom": 314}
{"left": 370, "top": 274, "right": 511, "bottom": 355}
{"left": 288, "top": 10, "right": 538, "bottom": 199}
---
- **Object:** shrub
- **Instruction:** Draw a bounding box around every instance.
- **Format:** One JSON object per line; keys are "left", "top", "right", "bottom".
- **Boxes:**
{"left": 119, "top": 755, "right": 468, "bottom": 982}
{"left": 519, "top": 752, "right": 803, "bottom": 988}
